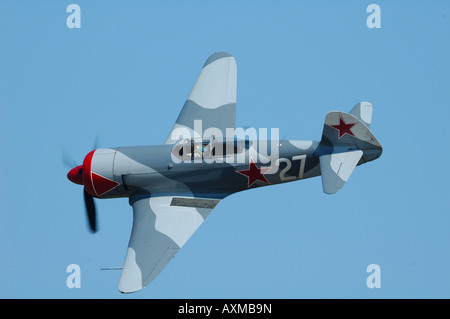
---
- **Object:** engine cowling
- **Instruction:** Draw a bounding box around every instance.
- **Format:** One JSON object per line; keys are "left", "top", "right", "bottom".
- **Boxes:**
{"left": 67, "top": 149, "right": 126, "bottom": 198}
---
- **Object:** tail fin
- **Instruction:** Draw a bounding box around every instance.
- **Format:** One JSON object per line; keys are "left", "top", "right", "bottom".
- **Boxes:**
{"left": 350, "top": 101, "right": 372, "bottom": 129}
{"left": 317, "top": 102, "right": 382, "bottom": 194}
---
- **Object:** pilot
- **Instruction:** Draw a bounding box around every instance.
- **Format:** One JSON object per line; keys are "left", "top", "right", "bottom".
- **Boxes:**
{"left": 192, "top": 143, "right": 205, "bottom": 158}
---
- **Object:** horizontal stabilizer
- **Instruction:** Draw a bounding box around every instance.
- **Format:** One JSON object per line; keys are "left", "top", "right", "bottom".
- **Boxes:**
{"left": 319, "top": 150, "right": 363, "bottom": 194}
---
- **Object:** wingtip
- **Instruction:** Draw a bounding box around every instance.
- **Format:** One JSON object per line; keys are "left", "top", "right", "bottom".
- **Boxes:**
{"left": 203, "top": 52, "right": 234, "bottom": 67}
{"left": 118, "top": 247, "right": 144, "bottom": 294}
{"left": 118, "top": 279, "right": 144, "bottom": 294}
{"left": 118, "top": 286, "right": 143, "bottom": 294}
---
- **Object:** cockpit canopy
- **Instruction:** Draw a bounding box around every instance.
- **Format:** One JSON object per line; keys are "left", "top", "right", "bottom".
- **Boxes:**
{"left": 172, "top": 137, "right": 252, "bottom": 160}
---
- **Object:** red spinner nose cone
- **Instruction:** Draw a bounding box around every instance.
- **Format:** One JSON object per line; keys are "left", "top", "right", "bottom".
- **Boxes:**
{"left": 82, "top": 150, "right": 96, "bottom": 196}
{"left": 67, "top": 165, "right": 83, "bottom": 185}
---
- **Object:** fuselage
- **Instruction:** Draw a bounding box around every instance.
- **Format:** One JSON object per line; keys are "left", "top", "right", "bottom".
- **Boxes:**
{"left": 69, "top": 135, "right": 381, "bottom": 202}
{"left": 79, "top": 139, "right": 322, "bottom": 200}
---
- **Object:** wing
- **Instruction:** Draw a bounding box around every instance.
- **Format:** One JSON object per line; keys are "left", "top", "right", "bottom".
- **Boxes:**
{"left": 118, "top": 195, "right": 221, "bottom": 293}
{"left": 164, "top": 52, "right": 237, "bottom": 144}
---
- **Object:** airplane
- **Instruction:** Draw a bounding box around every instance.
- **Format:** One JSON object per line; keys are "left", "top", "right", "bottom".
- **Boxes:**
{"left": 67, "top": 52, "right": 382, "bottom": 293}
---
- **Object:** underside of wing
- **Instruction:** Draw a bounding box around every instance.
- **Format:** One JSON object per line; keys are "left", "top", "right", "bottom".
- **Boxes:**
{"left": 165, "top": 52, "right": 237, "bottom": 144}
{"left": 118, "top": 195, "right": 220, "bottom": 293}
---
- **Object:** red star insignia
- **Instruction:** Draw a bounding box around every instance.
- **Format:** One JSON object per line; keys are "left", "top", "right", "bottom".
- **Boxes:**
{"left": 331, "top": 117, "right": 356, "bottom": 139}
{"left": 236, "top": 158, "right": 270, "bottom": 187}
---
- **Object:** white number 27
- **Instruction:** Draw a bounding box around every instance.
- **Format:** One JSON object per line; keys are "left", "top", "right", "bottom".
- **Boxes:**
{"left": 276, "top": 155, "right": 306, "bottom": 181}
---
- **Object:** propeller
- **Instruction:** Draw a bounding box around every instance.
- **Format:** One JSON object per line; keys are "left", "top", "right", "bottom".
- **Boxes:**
{"left": 62, "top": 148, "right": 78, "bottom": 169}
{"left": 64, "top": 148, "right": 99, "bottom": 233}
{"left": 83, "top": 188, "right": 97, "bottom": 232}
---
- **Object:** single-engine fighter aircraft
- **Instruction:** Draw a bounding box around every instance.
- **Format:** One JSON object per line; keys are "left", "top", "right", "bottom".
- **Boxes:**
{"left": 67, "top": 52, "right": 382, "bottom": 293}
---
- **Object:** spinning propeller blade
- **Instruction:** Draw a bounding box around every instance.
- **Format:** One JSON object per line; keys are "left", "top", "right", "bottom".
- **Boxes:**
{"left": 83, "top": 188, "right": 97, "bottom": 233}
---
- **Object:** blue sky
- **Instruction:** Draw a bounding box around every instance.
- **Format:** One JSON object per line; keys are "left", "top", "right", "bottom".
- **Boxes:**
{"left": 0, "top": 1, "right": 449, "bottom": 298}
